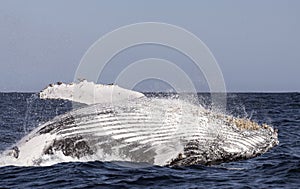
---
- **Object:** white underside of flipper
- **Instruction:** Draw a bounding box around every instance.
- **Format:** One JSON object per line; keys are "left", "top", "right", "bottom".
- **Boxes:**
{"left": 39, "top": 80, "right": 144, "bottom": 105}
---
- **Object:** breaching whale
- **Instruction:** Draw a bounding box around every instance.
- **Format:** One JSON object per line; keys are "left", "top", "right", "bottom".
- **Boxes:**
{"left": 0, "top": 82, "right": 279, "bottom": 167}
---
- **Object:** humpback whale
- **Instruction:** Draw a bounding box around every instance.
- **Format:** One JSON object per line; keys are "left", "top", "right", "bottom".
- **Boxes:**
{"left": 0, "top": 82, "right": 278, "bottom": 167}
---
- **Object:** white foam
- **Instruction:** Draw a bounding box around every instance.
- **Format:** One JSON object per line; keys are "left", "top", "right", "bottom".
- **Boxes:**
{"left": 39, "top": 80, "right": 145, "bottom": 105}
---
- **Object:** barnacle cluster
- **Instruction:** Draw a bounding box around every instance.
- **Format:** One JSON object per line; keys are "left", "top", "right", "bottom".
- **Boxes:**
{"left": 225, "top": 116, "right": 261, "bottom": 130}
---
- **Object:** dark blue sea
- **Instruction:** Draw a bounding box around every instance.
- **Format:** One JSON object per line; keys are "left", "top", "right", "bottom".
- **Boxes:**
{"left": 0, "top": 93, "right": 299, "bottom": 188}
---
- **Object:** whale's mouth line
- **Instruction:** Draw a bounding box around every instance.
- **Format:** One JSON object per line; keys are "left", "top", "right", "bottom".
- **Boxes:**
{"left": 0, "top": 81, "right": 279, "bottom": 167}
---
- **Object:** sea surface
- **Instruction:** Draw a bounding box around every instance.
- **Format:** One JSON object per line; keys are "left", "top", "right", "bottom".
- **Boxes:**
{"left": 0, "top": 93, "right": 299, "bottom": 188}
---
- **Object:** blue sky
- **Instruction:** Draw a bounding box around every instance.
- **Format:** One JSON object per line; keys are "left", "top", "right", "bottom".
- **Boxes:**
{"left": 0, "top": 0, "right": 299, "bottom": 92}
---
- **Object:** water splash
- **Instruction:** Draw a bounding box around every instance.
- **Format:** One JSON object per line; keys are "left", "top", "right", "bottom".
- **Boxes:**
{"left": 23, "top": 93, "right": 39, "bottom": 134}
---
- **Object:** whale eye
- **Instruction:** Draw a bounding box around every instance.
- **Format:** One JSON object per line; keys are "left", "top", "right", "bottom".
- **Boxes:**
{"left": 7, "top": 146, "right": 19, "bottom": 159}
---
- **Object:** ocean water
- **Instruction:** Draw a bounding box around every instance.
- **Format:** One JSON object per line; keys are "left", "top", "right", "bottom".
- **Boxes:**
{"left": 0, "top": 92, "right": 299, "bottom": 188}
